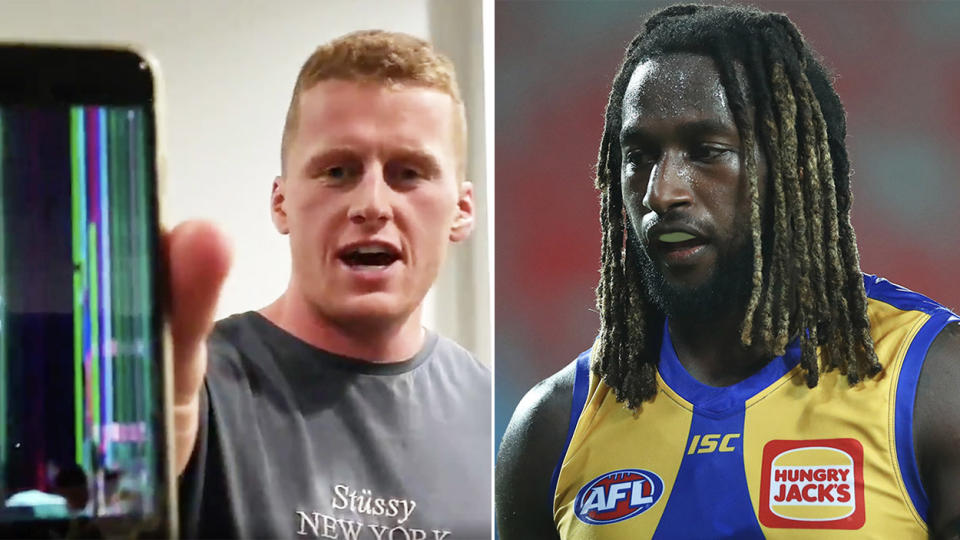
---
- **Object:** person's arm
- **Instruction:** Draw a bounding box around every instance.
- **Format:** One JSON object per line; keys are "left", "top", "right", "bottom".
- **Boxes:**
{"left": 915, "top": 321, "right": 960, "bottom": 539}
{"left": 495, "top": 361, "right": 576, "bottom": 539}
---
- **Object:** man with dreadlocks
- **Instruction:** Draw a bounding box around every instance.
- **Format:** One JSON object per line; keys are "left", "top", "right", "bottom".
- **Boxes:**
{"left": 496, "top": 4, "right": 960, "bottom": 539}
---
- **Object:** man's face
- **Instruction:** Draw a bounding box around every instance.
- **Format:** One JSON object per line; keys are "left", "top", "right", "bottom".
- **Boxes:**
{"left": 619, "top": 53, "right": 765, "bottom": 320}
{"left": 274, "top": 80, "right": 473, "bottom": 326}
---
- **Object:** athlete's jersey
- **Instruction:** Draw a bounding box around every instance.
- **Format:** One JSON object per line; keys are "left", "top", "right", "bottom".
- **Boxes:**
{"left": 552, "top": 275, "right": 958, "bottom": 538}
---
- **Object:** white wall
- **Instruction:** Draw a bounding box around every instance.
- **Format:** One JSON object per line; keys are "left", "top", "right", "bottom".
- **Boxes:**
{"left": 428, "top": 0, "right": 491, "bottom": 367}
{"left": 0, "top": 0, "right": 490, "bottom": 363}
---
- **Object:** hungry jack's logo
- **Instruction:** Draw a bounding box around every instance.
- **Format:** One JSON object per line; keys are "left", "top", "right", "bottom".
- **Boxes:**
{"left": 759, "top": 439, "right": 865, "bottom": 529}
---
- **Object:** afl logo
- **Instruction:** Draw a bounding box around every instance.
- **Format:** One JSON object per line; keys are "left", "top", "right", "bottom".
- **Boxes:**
{"left": 574, "top": 469, "right": 664, "bottom": 525}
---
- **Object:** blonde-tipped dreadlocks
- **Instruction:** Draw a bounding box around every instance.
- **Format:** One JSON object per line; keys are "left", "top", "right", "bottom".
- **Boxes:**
{"left": 595, "top": 4, "right": 881, "bottom": 409}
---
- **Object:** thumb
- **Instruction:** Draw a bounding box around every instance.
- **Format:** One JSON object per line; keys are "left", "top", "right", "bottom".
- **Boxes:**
{"left": 166, "top": 220, "right": 231, "bottom": 405}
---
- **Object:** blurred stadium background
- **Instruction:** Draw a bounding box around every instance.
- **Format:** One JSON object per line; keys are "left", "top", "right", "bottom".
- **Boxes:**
{"left": 495, "top": 0, "right": 960, "bottom": 447}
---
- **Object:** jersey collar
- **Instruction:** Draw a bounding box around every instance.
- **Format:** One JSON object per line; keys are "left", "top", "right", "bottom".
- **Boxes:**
{"left": 658, "top": 320, "right": 802, "bottom": 416}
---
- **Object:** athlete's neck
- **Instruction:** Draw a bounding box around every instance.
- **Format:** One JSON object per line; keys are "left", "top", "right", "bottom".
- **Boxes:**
{"left": 259, "top": 290, "right": 424, "bottom": 364}
{"left": 668, "top": 314, "right": 771, "bottom": 387}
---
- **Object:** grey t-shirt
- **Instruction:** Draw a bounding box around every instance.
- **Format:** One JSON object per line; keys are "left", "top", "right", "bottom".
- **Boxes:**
{"left": 179, "top": 312, "right": 491, "bottom": 539}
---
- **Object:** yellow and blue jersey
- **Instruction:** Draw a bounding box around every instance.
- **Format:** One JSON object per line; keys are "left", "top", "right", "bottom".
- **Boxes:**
{"left": 552, "top": 275, "right": 959, "bottom": 538}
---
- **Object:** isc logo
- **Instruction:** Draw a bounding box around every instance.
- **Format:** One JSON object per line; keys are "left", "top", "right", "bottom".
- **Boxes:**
{"left": 687, "top": 433, "right": 741, "bottom": 454}
{"left": 759, "top": 439, "right": 865, "bottom": 529}
{"left": 574, "top": 469, "right": 664, "bottom": 525}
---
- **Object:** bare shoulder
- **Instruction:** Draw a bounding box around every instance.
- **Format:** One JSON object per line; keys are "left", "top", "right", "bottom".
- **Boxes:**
{"left": 498, "top": 363, "right": 576, "bottom": 466}
{"left": 495, "top": 359, "right": 579, "bottom": 540}
{"left": 914, "top": 320, "right": 960, "bottom": 538}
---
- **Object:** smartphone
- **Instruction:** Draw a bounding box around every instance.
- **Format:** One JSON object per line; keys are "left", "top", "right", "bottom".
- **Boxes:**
{"left": 0, "top": 45, "right": 172, "bottom": 538}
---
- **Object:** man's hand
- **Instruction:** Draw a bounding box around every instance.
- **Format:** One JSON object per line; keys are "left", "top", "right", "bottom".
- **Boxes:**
{"left": 166, "top": 221, "right": 231, "bottom": 476}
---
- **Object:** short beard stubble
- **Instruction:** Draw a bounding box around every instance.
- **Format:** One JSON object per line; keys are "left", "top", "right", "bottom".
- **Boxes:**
{"left": 633, "top": 224, "right": 755, "bottom": 326}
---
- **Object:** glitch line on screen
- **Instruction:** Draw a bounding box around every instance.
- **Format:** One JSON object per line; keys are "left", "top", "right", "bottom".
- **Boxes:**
{"left": 98, "top": 107, "right": 114, "bottom": 457}
{"left": 85, "top": 108, "right": 102, "bottom": 463}
{"left": 128, "top": 107, "right": 155, "bottom": 499}
{"left": 87, "top": 220, "right": 100, "bottom": 463}
{"left": 132, "top": 109, "right": 153, "bottom": 474}
{"left": 112, "top": 108, "right": 130, "bottom": 466}
{"left": 108, "top": 109, "right": 120, "bottom": 465}
{"left": 70, "top": 106, "right": 86, "bottom": 467}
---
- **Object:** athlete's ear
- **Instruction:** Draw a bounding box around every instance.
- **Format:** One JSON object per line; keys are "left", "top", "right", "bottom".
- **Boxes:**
{"left": 450, "top": 181, "right": 474, "bottom": 243}
{"left": 271, "top": 176, "right": 289, "bottom": 235}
